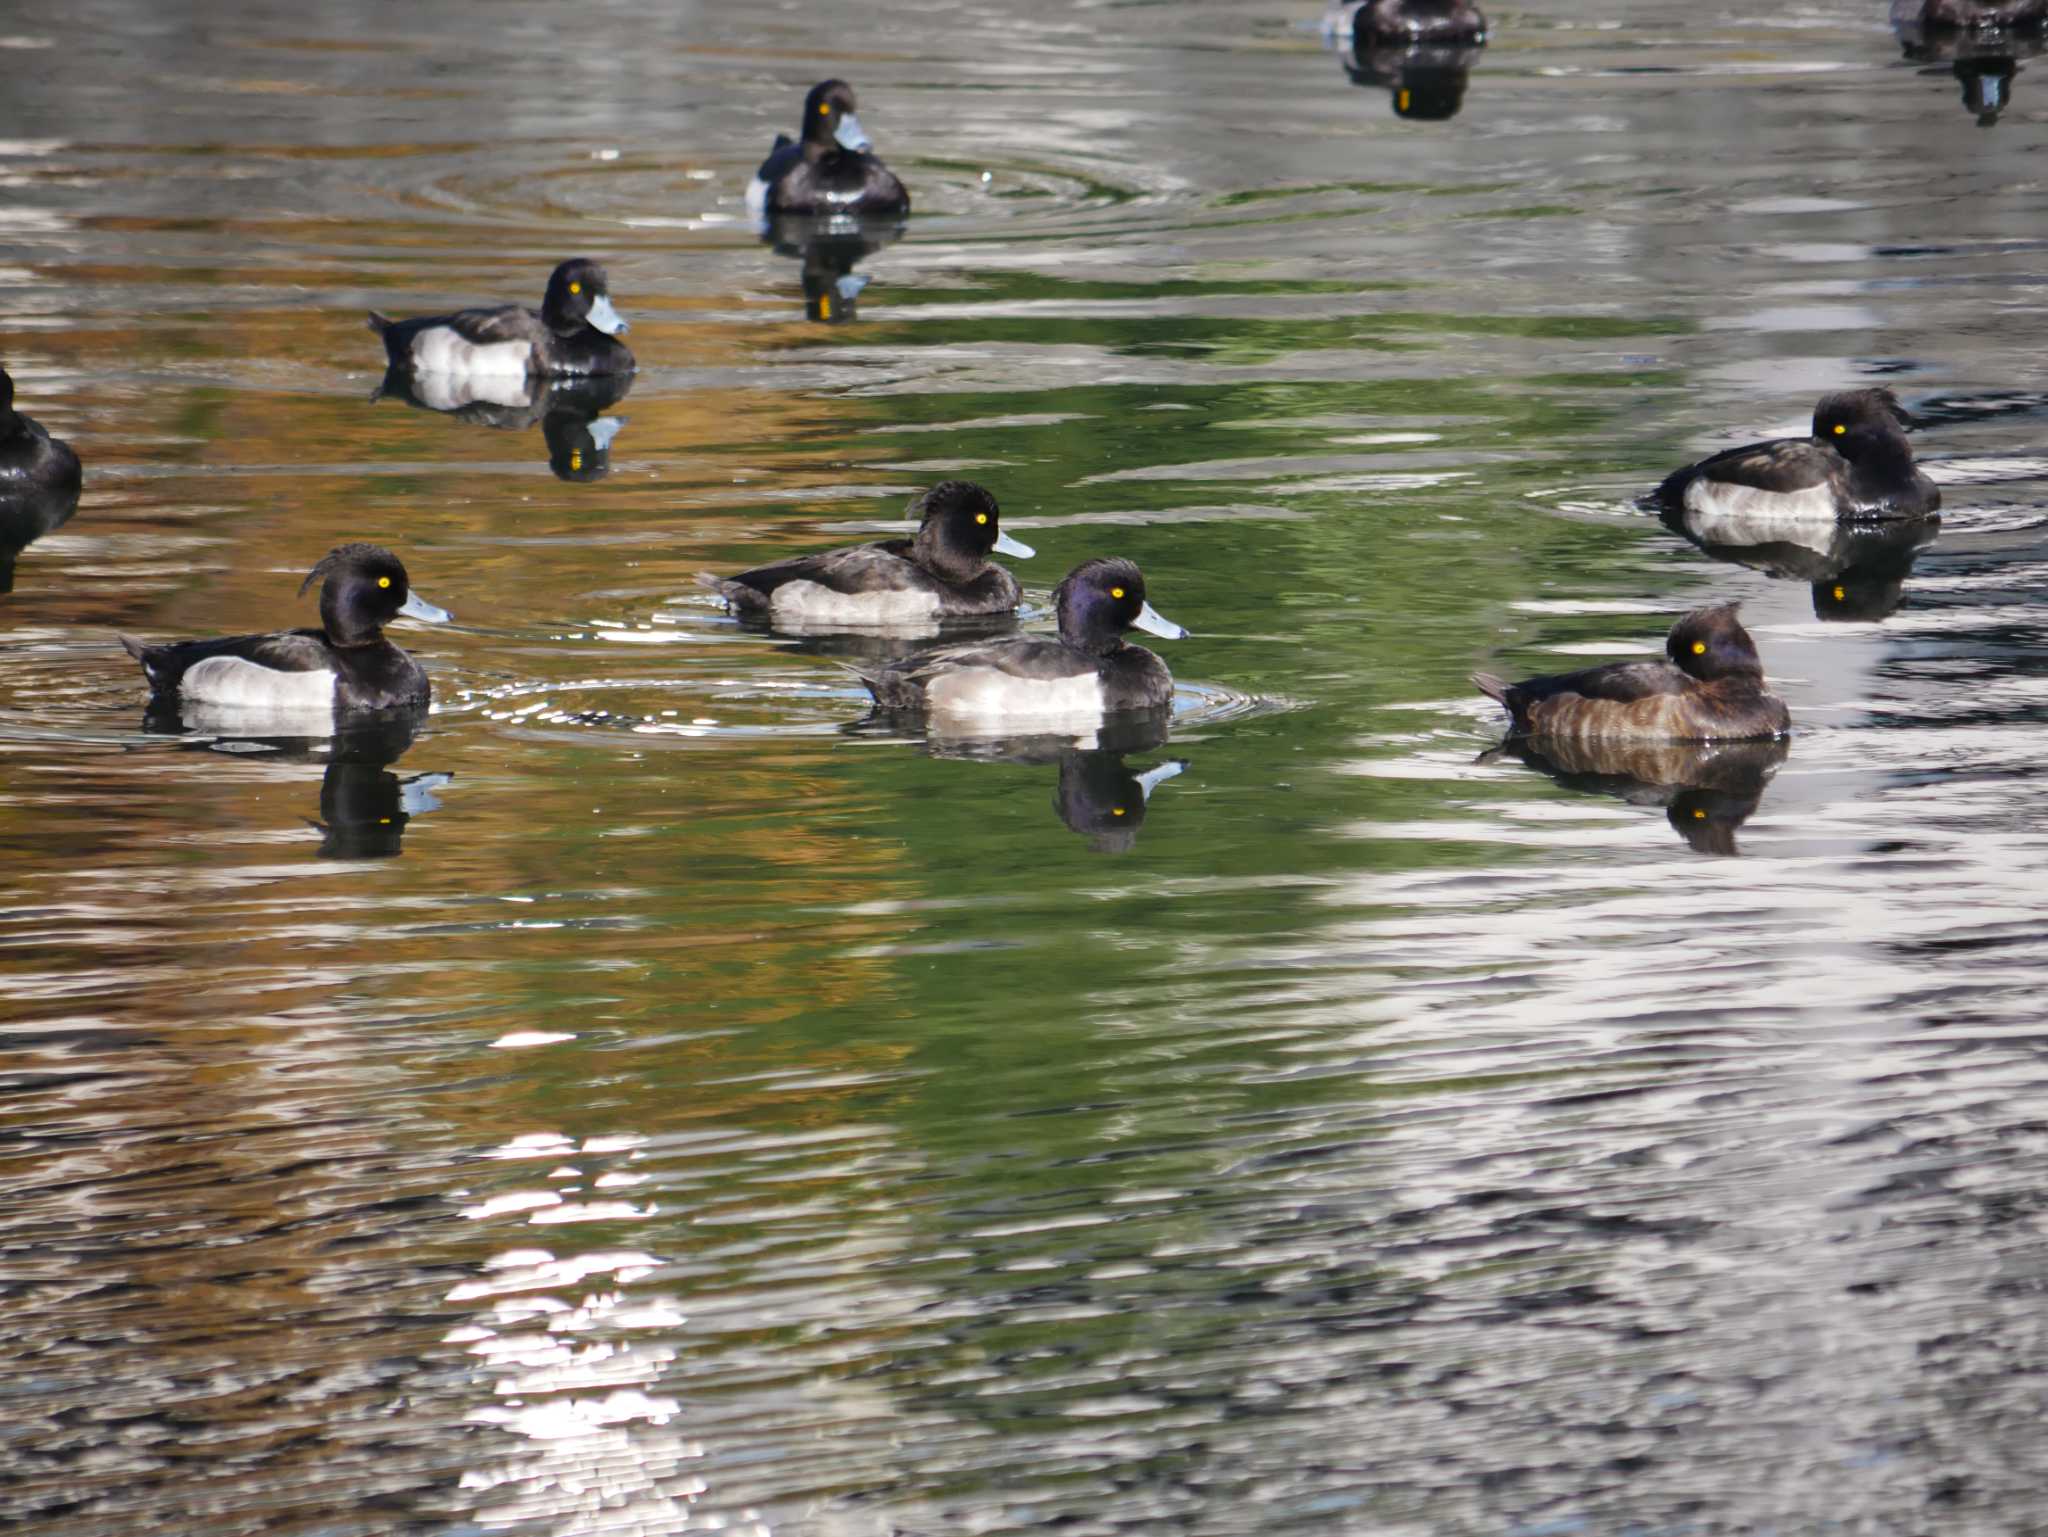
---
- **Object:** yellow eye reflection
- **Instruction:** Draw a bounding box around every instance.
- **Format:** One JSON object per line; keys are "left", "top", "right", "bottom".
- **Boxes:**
{"left": 569, "top": 280, "right": 582, "bottom": 295}
{"left": 1691, "top": 640, "right": 1706, "bottom": 655}
{"left": 1832, "top": 585, "right": 1846, "bottom": 601}
{"left": 1110, "top": 586, "right": 1125, "bottom": 599}
{"left": 975, "top": 512, "right": 988, "bottom": 524}
{"left": 1832, "top": 423, "right": 1845, "bottom": 435}
{"left": 570, "top": 449, "right": 583, "bottom": 472}
{"left": 377, "top": 576, "right": 392, "bottom": 589}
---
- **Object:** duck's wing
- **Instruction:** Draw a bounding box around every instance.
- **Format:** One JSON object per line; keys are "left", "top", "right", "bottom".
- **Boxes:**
{"left": 1511, "top": 659, "right": 1688, "bottom": 706}
{"left": 860, "top": 636, "right": 1080, "bottom": 709}
{"left": 701, "top": 542, "right": 915, "bottom": 612}
{"left": 753, "top": 134, "right": 801, "bottom": 188}
{"left": 435, "top": 304, "right": 548, "bottom": 347}
{"left": 1654, "top": 436, "right": 1839, "bottom": 507}
{"left": 119, "top": 627, "right": 333, "bottom": 692}
{"left": 372, "top": 304, "right": 545, "bottom": 369}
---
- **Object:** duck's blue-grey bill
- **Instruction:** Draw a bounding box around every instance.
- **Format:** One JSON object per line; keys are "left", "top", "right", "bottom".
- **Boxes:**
{"left": 1132, "top": 601, "right": 1188, "bottom": 640}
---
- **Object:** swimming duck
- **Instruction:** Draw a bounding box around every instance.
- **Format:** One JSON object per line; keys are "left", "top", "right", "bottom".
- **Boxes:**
{"left": 0, "top": 364, "right": 82, "bottom": 593}
{"left": 746, "top": 80, "right": 910, "bottom": 220}
{"left": 119, "top": 544, "right": 452, "bottom": 715}
{"left": 1473, "top": 603, "right": 1789, "bottom": 743}
{"left": 698, "top": 481, "right": 1032, "bottom": 625}
{"left": 1652, "top": 388, "right": 1939, "bottom": 522}
{"left": 859, "top": 557, "right": 1187, "bottom": 725}
{"left": 368, "top": 258, "right": 633, "bottom": 379}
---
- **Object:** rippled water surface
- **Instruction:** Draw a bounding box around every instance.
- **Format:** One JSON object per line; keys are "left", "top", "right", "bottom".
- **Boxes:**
{"left": 8, "top": 1, "right": 2048, "bottom": 1532}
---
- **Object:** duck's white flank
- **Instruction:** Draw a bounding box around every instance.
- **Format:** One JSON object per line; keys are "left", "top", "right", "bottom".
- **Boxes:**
{"left": 408, "top": 327, "right": 532, "bottom": 379}
{"left": 924, "top": 668, "right": 1105, "bottom": 724}
{"left": 181, "top": 656, "right": 338, "bottom": 710}
{"left": 769, "top": 581, "right": 941, "bottom": 625}
{"left": 1682, "top": 476, "right": 1840, "bottom": 523}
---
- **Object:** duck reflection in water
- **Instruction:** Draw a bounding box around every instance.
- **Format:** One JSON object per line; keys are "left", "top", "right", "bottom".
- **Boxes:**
{"left": 1660, "top": 504, "right": 1940, "bottom": 622}
{"left": 1326, "top": 0, "right": 1487, "bottom": 120}
{"left": 371, "top": 369, "right": 631, "bottom": 482}
{"left": 760, "top": 212, "right": 906, "bottom": 325}
{"left": 1484, "top": 736, "right": 1789, "bottom": 858}
{"left": 140, "top": 703, "right": 452, "bottom": 861}
{"left": 876, "top": 709, "right": 1188, "bottom": 854}
{"left": 1894, "top": 0, "right": 2046, "bottom": 124}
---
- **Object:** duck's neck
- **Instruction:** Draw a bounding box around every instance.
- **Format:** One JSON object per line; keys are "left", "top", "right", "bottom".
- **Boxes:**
{"left": 1058, "top": 620, "right": 1127, "bottom": 658}
{"left": 911, "top": 525, "right": 984, "bottom": 585}
{"left": 321, "top": 595, "right": 384, "bottom": 649}
{"left": 1845, "top": 432, "right": 1921, "bottom": 496}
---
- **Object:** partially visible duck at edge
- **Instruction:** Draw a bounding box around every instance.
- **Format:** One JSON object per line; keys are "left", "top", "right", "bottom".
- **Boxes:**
{"left": 368, "top": 258, "right": 633, "bottom": 380}
{"left": 0, "top": 363, "right": 82, "bottom": 592}
{"left": 1327, "top": 0, "right": 1487, "bottom": 44}
{"left": 699, "top": 480, "right": 1032, "bottom": 626}
{"left": 860, "top": 557, "right": 1187, "bottom": 727}
{"left": 1652, "top": 387, "right": 1939, "bottom": 522}
{"left": 1474, "top": 603, "right": 1790, "bottom": 744}
{"left": 747, "top": 79, "right": 910, "bottom": 221}
{"left": 1899, "top": 0, "right": 2048, "bottom": 31}
{"left": 120, "top": 543, "right": 453, "bottom": 716}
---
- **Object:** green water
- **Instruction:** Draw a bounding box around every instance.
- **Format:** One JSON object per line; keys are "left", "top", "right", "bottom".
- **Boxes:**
{"left": 6, "top": 1, "right": 2048, "bottom": 1533}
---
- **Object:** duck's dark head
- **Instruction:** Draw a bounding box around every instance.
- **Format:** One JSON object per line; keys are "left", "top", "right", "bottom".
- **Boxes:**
{"left": 300, "top": 543, "right": 453, "bottom": 647}
{"left": 910, "top": 480, "right": 1033, "bottom": 582}
{"left": 1665, "top": 601, "right": 1763, "bottom": 683}
{"left": 1052, "top": 557, "right": 1189, "bottom": 656}
{"left": 541, "top": 258, "right": 629, "bottom": 338}
{"left": 1812, "top": 387, "right": 1915, "bottom": 458}
{"left": 800, "top": 79, "right": 871, "bottom": 154}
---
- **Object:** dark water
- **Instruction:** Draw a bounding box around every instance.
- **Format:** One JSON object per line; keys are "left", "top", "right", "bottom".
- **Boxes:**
{"left": 7, "top": 1, "right": 2048, "bottom": 1532}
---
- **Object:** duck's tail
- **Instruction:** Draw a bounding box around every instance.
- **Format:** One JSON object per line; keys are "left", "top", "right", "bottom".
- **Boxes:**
{"left": 366, "top": 311, "right": 393, "bottom": 336}
{"left": 1471, "top": 671, "right": 1510, "bottom": 708}
{"left": 118, "top": 633, "right": 164, "bottom": 688}
{"left": 695, "top": 571, "right": 764, "bottom": 615}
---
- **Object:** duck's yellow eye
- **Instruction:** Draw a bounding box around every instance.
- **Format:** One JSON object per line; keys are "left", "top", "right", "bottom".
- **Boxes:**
{"left": 569, "top": 281, "right": 582, "bottom": 295}
{"left": 1832, "top": 584, "right": 1846, "bottom": 601}
{"left": 1110, "top": 586, "right": 1125, "bottom": 599}
{"left": 378, "top": 576, "right": 392, "bottom": 589}
{"left": 1691, "top": 640, "right": 1706, "bottom": 655}
{"left": 570, "top": 449, "right": 583, "bottom": 472}
{"left": 1112, "top": 807, "right": 1126, "bottom": 817}
{"left": 819, "top": 102, "right": 831, "bottom": 115}
{"left": 975, "top": 512, "right": 988, "bottom": 525}
{"left": 1832, "top": 423, "right": 1845, "bottom": 435}
{"left": 1693, "top": 809, "right": 1707, "bottom": 820}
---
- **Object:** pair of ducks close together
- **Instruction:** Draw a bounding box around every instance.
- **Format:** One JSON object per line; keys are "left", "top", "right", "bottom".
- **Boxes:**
{"left": 100, "top": 384, "right": 1935, "bottom": 744}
